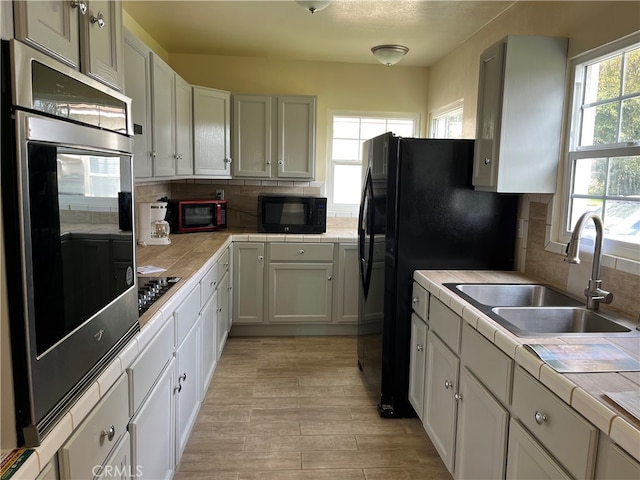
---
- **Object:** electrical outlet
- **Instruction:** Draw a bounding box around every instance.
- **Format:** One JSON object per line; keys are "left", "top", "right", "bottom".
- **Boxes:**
{"left": 216, "top": 189, "right": 225, "bottom": 200}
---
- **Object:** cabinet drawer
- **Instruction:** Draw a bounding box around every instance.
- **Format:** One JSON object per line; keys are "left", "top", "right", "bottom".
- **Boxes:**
{"left": 201, "top": 263, "right": 219, "bottom": 305}
{"left": 60, "top": 374, "right": 129, "bottom": 480}
{"left": 428, "top": 297, "right": 462, "bottom": 354}
{"left": 461, "top": 323, "right": 513, "bottom": 405}
{"left": 175, "top": 284, "right": 201, "bottom": 347}
{"left": 217, "top": 247, "right": 230, "bottom": 283}
{"left": 411, "top": 282, "right": 429, "bottom": 321}
{"left": 269, "top": 243, "right": 333, "bottom": 261}
{"left": 128, "top": 317, "right": 174, "bottom": 415}
{"left": 512, "top": 367, "right": 597, "bottom": 479}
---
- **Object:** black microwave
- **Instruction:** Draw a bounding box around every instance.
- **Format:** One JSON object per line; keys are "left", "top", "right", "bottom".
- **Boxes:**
{"left": 258, "top": 194, "right": 327, "bottom": 233}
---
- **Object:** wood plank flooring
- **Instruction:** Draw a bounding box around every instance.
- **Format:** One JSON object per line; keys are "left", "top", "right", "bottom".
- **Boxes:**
{"left": 174, "top": 336, "right": 451, "bottom": 480}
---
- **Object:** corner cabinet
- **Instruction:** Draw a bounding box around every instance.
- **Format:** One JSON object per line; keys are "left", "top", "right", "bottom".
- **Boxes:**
{"left": 14, "top": 0, "right": 124, "bottom": 90}
{"left": 151, "top": 53, "right": 193, "bottom": 177}
{"left": 232, "top": 94, "right": 316, "bottom": 179}
{"left": 193, "top": 86, "right": 232, "bottom": 178}
{"left": 473, "top": 35, "right": 568, "bottom": 193}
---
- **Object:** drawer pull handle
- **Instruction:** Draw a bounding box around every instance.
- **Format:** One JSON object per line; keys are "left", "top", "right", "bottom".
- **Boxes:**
{"left": 534, "top": 411, "right": 548, "bottom": 425}
{"left": 444, "top": 379, "right": 452, "bottom": 389}
{"left": 412, "top": 296, "right": 419, "bottom": 304}
{"left": 454, "top": 392, "right": 463, "bottom": 401}
{"left": 179, "top": 373, "right": 187, "bottom": 383}
{"left": 416, "top": 344, "right": 423, "bottom": 352}
{"left": 90, "top": 12, "right": 106, "bottom": 29}
{"left": 100, "top": 425, "right": 115, "bottom": 441}
{"left": 174, "top": 384, "right": 182, "bottom": 394}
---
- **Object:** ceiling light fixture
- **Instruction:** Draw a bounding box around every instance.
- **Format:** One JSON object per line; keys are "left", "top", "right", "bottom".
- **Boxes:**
{"left": 296, "top": 1, "right": 331, "bottom": 14}
{"left": 371, "top": 44, "right": 409, "bottom": 66}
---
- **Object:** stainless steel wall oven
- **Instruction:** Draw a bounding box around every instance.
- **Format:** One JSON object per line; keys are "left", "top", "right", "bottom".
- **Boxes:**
{"left": 1, "top": 40, "right": 138, "bottom": 446}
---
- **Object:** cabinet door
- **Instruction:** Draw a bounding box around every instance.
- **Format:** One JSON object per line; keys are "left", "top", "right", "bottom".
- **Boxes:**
{"left": 124, "top": 29, "right": 153, "bottom": 178}
{"left": 334, "top": 244, "right": 358, "bottom": 324}
{"left": 217, "top": 272, "right": 230, "bottom": 357}
{"left": 129, "top": 358, "right": 175, "bottom": 480}
{"left": 267, "top": 263, "right": 333, "bottom": 323}
{"left": 232, "top": 95, "right": 272, "bottom": 177}
{"left": 201, "top": 290, "right": 218, "bottom": 397}
{"left": 276, "top": 96, "right": 316, "bottom": 179}
{"left": 423, "top": 332, "right": 459, "bottom": 473}
{"left": 408, "top": 314, "right": 427, "bottom": 420}
{"left": 507, "top": 419, "right": 571, "bottom": 480}
{"left": 94, "top": 431, "right": 130, "bottom": 480}
{"left": 454, "top": 367, "right": 509, "bottom": 480}
{"left": 193, "top": 87, "right": 232, "bottom": 177}
{"left": 232, "top": 243, "right": 265, "bottom": 324}
{"left": 80, "top": 0, "right": 123, "bottom": 90}
{"left": 13, "top": 0, "right": 80, "bottom": 69}
{"left": 175, "top": 318, "right": 201, "bottom": 463}
{"left": 473, "top": 40, "right": 504, "bottom": 190}
{"left": 174, "top": 75, "right": 193, "bottom": 175}
{"left": 151, "top": 54, "right": 177, "bottom": 177}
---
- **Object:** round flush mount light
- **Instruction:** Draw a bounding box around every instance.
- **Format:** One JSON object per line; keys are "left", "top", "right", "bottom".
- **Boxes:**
{"left": 371, "top": 44, "right": 410, "bottom": 66}
{"left": 296, "top": 1, "right": 331, "bottom": 14}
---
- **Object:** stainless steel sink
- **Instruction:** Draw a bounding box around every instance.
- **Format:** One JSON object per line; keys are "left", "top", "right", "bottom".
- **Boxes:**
{"left": 491, "top": 307, "right": 632, "bottom": 336}
{"left": 453, "top": 283, "right": 582, "bottom": 307}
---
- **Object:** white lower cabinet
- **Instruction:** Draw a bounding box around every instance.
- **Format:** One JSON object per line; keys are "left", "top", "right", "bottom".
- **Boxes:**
{"left": 454, "top": 367, "right": 508, "bottom": 480}
{"left": 129, "top": 358, "right": 175, "bottom": 480}
{"left": 595, "top": 434, "right": 640, "bottom": 479}
{"left": 334, "top": 244, "right": 358, "bottom": 324}
{"left": 233, "top": 242, "right": 265, "bottom": 324}
{"left": 507, "top": 419, "right": 570, "bottom": 480}
{"left": 408, "top": 313, "right": 427, "bottom": 420}
{"left": 201, "top": 289, "right": 218, "bottom": 397}
{"left": 217, "top": 270, "right": 230, "bottom": 355}
{"left": 95, "top": 431, "right": 131, "bottom": 480}
{"left": 174, "top": 317, "right": 202, "bottom": 462}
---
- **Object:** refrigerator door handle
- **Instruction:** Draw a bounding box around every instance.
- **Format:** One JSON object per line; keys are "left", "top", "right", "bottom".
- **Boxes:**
{"left": 358, "top": 170, "right": 375, "bottom": 296}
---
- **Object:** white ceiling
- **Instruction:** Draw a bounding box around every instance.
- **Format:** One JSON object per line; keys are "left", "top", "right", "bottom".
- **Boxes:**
{"left": 123, "top": 0, "right": 517, "bottom": 67}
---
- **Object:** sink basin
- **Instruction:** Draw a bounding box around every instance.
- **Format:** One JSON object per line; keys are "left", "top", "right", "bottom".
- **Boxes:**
{"left": 491, "top": 307, "right": 632, "bottom": 336}
{"left": 452, "top": 283, "right": 582, "bottom": 307}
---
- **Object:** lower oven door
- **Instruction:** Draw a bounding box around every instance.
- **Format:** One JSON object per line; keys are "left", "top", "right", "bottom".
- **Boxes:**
{"left": 4, "top": 110, "right": 138, "bottom": 446}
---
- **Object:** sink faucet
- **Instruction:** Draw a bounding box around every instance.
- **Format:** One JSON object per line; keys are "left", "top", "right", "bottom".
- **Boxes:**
{"left": 564, "top": 212, "right": 613, "bottom": 311}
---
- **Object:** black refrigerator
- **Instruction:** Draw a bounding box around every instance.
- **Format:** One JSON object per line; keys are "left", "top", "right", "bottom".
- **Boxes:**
{"left": 357, "top": 132, "right": 518, "bottom": 418}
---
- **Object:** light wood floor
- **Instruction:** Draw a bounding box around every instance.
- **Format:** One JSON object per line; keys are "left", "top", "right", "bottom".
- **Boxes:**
{"left": 174, "top": 336, "right": 451, "bottom": 480}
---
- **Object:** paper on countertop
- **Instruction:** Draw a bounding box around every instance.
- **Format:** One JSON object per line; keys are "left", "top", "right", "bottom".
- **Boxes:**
{"left": 525, "top": 343, "right": 640, "bottom": 373}
{"left": 137, "top": 265, "right": 167, "bottom": 275}
{"left": 605, "top": 391, "right": 640, "bottom": 421}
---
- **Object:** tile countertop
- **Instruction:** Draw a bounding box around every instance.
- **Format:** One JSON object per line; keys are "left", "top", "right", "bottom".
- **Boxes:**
{"left": 137, "top": 227, "right": 357, "bottom": 327}
{"left": 414, "top": 270, "right": 640, "bottom": 462}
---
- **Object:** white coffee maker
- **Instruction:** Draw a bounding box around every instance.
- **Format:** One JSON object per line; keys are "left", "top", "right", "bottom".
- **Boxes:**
{"left": 137, "top": 202, "right": 171, "bottom": 246}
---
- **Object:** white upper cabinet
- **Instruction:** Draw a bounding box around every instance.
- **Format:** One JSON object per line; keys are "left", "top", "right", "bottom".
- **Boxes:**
{"left": 124, "top": 29, "right": 153, "bottom": 178}
{"left": 473, "top": 35, "right": 568, "bottom": 193}
{"left": 232, "top": 94, "right": 316, "bottom": 179}
{"left": 14, "top": 0, "right": 124, "bottom": 90}
{"left": 193, "top": 86, "right": 232, "bottom": 177}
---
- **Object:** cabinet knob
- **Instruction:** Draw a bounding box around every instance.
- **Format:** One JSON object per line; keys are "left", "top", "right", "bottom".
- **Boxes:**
{"left": 90, "top": 11, "right": 106, "bottom": 29}
{"left": 151, "top": 151, "right": 156, "bottom": 158}
{"left": 224, "top": 157, "right": 232, "bottom": 165}
{"left": 299, "top": 249, "right": 304, "bottom": 254}
{"left": 483, "top": 157, "right": 491, "bottom": 165}
{"left": 454, "top": 392, "right": 463, "bottom": 401}
{"left": 416, "top": 344, "right": 424, "bottom": 352}
{"left": 278, "top": 160, "right": 284, "bottom": 166}
{"left": 258, "top": 255, "right": 264, "bottom": 260}
{"left": 327, "top": 276, "right": 332, "bottom": 281}
{"left": 100, "top": 425, "right": 116, "bottom": 441}
{"left": 70, "top": 1, "right": 87, "bottom": 15}
{"left": 412, "top": 296, "right": 419, "bottom": 304}
{"left": 444, "top": 379, "right": 453, "bottom": 389}
{"left": 266, "top": 160, "right": 271, "bottom": 165}
{"left": 534, "top": 411, "right": 548, "bottom": 425}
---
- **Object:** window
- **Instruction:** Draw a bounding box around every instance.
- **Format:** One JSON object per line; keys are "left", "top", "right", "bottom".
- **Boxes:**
{"left": 430, "top": 102, "right": 463, "bottom": 139}
{"left": 327, "top": 113, "right": 419, "bottom": 215}
{"left": 562, "top": 34, "right": 640, "bottom": 260}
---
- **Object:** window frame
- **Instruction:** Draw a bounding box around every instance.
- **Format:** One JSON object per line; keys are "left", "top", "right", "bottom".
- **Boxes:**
{"left": 557, "top": 32, "right": 640, "bottom": 262}
{"left": 326, "top": 110, "right": 420, "bottom": 216}
{"left": 429, "top": 99, "right": 464, "bottom": 139}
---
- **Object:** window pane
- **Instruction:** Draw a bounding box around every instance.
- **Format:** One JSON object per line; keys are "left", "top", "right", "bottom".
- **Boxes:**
{"left": 607, "top": 156, "right": 640, "bottom": 196}
{"left": 623, "top": 47, "right": 640, "bottom": 94}
{"left": 584, "top": 55, "right": 621, "bottom": 103}
{"left": 580, "top": 102, "right": 620, "bottom": 146}
{"left": 573, "top": 158, "right": 606, "bottom": 195}
{"left": 569, "top": 198, "right": 603, "bottom": 231}
{"left": 604, "top": 200, "right": 640, "bottom": 244}
{"left": 333, "top": 164, "right": 362, "bottom": 204}
{"left": 333, "top": 138, "right": 361, "bottom": 161}
{"left": 334, "top": 117, "right": 361, "bottom": 139}
{"left": 361, "top": 119, "right": 388, "bottom": 140}
{"left": 388, "top": 119, "right": 415, "bottom": 137}
{"left": 620, "top": 97, "right": 640, "bottom": 142}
